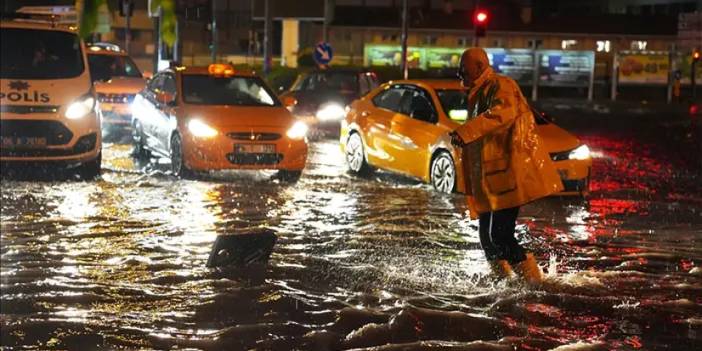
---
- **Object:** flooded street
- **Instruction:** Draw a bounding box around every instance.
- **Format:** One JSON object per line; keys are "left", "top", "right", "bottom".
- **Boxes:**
{"left": 2, "top": 120, "right": 702, "bottom": 350}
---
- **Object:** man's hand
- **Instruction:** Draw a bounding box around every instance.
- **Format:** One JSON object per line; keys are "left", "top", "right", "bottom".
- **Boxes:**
{"left": 449, "top": 131, "right": 466, "bottom": 147}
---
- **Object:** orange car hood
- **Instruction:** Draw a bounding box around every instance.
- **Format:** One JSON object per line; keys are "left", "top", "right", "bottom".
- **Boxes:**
{"left": 94, "top": 77, "right": 146, "bottom": 95}
{"left": 537, "top": 123, "right": 581, "bottom": 153}
{"left": 179, "top": 105, "right": 295, "bottom": 129}
{"left": 0, "top": 76, "right": 91, "bottom": 106}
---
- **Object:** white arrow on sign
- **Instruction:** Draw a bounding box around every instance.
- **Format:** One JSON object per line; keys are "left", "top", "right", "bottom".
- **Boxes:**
{"left": 316, "top": 46, "right": 331, "bottom": 61}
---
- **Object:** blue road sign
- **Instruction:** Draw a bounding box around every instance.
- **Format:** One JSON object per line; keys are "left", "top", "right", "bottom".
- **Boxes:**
{"left": 314, "top": 42, "right": 333, "bottom": 65}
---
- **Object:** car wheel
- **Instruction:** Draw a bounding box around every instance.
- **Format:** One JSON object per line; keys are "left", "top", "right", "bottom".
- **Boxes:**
{"left": 276, "top": 170, "right": 302, "bottom": 182}
{"left": 132, "top": 120, "right": 150, "bottom": 159}
{"left": 78, "top": 152, "right": 102, "bottom": 180}
{"left": 170, "top": 133, "right": 194, "bottom": 179}
{"left": 431, "top": 151, "right": 456, "bottom": 193}
{"left": 346, "top": 132, "right": 371, "bottom": 175}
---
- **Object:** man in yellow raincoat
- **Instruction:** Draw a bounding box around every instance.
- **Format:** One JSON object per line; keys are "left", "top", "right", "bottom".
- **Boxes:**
{"left": 450, "top": 48, "right": 563, "bottom": 284}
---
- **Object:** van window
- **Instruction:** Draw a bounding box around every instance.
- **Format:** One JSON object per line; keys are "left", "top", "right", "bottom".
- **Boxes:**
{"left": 1, "top": 28, "right": 84, "bottom": 79}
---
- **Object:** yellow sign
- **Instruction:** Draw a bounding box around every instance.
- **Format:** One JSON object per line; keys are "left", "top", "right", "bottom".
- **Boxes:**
{"left": 618, "top": 53, "right": 669, "bottom": 84}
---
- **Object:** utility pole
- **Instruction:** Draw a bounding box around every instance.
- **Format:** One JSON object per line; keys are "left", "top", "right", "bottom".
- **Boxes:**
{"left": 323, "top": 0, "right": 329, "bottom": 43}
{"left": 124, "top": 0, "right": 132, "bottom": 54}
{"left": 263, "top": 0, "right": 273, "bottom": 74}
{"left": 211, "top": 0, "right": 217, "bottom": 63}
{"left": 400, "top": 0, "right": 408, "bottom": 79}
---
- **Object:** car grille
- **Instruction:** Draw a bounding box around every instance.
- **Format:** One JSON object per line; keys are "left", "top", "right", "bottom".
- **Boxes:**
{"left": 0, "top": 133, "right": 97, "bottom": 157}
{"left": 97, "top": 93, "right": 136, "bottom": 104}
{"left": 227, "top": 153, "right": 283, "bottom": 165}
{"left": 0, "top": 105, "right": 60, "bottom": 114}
{"left": 227, "top": 132, "right": 281, "bottom": 141}
{"left": 0, "top": 120, "right": 73, "bottom": 145}
{"left": 550, "top": 148, "right": 573, "bottom": 162}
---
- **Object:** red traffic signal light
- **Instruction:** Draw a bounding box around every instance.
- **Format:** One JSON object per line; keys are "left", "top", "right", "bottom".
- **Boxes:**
{"left": 475, "top": 11, "right": 488, "bottom": 24}
{"left": 474, "top": 10, "right": 489, "bottom": 38}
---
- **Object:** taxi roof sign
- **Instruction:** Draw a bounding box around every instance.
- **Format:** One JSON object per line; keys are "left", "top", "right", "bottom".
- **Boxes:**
{"left": 208, "top": 64, "right": 235, "bottom": 77}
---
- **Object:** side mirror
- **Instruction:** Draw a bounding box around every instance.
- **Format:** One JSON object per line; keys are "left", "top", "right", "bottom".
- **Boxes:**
{"left": 142, "top": 71, "right": 153, "bottom": 80}
{"left": 157, "top": 91, "right": 175, "bottom": 106}
{"left": 282, "top": 96, "right": 298, "bottom": 108}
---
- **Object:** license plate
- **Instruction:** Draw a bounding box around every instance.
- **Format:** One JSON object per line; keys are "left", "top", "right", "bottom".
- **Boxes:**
{"left": 1, "top": 136, "right": 47, "bottom": 148}
{"left": 234, "top": 144, "right": 275, "bottom": 153}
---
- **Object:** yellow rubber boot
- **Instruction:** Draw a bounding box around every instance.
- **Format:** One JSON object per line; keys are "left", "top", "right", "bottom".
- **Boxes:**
{"left": 488, "top": 260, "right": 514, "bottom": 279}
{"left": 514, "top": 253, "right": 543, "bottom": 285}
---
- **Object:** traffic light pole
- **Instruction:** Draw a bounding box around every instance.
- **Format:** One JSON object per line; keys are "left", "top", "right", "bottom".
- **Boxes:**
{"left": 211, "top": 0, "right": 217, "bottom": 63}
{"left": 693, "top": 60, "right": 697, "bottom": 99}
{"left": 125, "top": 3, "right": 131, "bottom": 54}
{"left": 263, "top": 0, "right": 273, "bottom": 75}
{"left": 400, "top": 0, "right": 408, "bottom": 79}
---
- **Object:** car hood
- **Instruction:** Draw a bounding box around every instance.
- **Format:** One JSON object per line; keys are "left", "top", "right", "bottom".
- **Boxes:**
{"left": 0, "top": 76, "right": 91, "bottom": 107}
{"left": 537, "top": 123, "right": 581, "bottom": 153}
{"left": 179, "top": 105, "right": 296, "bottom": 130}
{"left": 94, "top": 77, "right": 146, "bottom": 95}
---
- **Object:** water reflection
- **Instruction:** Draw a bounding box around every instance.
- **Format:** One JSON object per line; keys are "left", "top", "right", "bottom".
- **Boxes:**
{"left": 2, "top": 135, "right": 702, "bottom": 349}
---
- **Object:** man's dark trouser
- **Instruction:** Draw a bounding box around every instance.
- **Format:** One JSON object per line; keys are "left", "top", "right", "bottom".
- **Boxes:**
{"left": 478, "top": 206, "right": 526, "bottom": 265}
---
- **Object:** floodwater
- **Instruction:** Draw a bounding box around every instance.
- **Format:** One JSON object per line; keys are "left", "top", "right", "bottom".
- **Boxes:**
{"left": 1, "top": 120, "right": 701, "bottom": 350}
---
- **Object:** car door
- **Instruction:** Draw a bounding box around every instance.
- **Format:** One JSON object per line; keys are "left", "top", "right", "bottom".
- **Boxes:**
{"left": 363, "top": 85, "right": 408, "bottom": 169}
{"left": 135, "top": 73, "right": 164, "bottom": 152}
{"left": 153, "top": 73, "right": 178, "bottom": 153}
{"left": 389, "top": 85, "right": 447, "bottom": 178}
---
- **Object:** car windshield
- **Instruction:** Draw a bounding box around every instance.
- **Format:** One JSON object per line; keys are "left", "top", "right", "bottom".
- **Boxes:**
{"left": 437, "top": 89, "right": 549, "bottom": 125}
{"left": 292, "top": 72, "right": 358, "bottom": 92}
{"left": 88, "top": 54, "right": 142, "bottom": 82}
{"left": 182, "top": 75, "right": 279, "bottom": 106}
{"left": 1, "top": 28, "right": 84, "bottom": 79}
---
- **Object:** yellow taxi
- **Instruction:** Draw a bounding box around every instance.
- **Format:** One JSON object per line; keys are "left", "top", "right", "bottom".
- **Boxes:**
{"left": 130, "top": 63, "right": 308, "bottom": 179}
{"left": 0, "top": 15, "right": 102, "bottom": 178}
{"left": 340, "top": 80, "right": 592, "bottom": 195}
{"left": 87, "top": 43, "right": 147, "bottom": 133}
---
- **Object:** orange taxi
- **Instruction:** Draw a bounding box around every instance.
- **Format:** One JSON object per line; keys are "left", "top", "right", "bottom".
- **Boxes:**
{"left": 87, "top": 43, "right": 147, "bottom": 132}
{"left": 340, "top": 80, "right": 592, "bottom": 195}
{"left": 130, "top": 64, "right": 308, "bottom": 179}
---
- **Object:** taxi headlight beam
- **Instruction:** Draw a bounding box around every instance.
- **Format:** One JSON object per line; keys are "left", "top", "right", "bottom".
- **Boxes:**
{"left": 188, "top": 119, "right": 218, "bottom": 138}
{"left": 65, "top": 95, "right": 96, "bottom": 119}
{"left": 316, "top": 103, "right": 346, "bottom": 121}
{"left": 286, "top": 121, "right": 308, "bottom": 139}
{"left": 569, "top": 144, "right": 591, "bottom": 160}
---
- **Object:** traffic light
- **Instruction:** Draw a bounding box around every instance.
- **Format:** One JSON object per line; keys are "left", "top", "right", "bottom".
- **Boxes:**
{"left": 694, "top": 50, "right": 701, "bottom": 63}
{"left": 474, "top": 9, "right": 489, "bottom": 38}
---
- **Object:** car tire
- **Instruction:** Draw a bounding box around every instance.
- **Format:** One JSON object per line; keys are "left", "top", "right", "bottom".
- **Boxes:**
{"left": 78, "top": 152, "right": 102, "bottom": 180}
{"left": 276, "top": 170, "right": 302, "bottom": 182}
{"left": 430, "top": 151, "right": 456, "bottom": 194}
{"left": 132, "top": 120, "right": 150, "bottom": 159}
{"left": 346, "top": 132, "right": 372, "bottom": 175}
{"left": 170, "top": 133, "right": 195, "bottom": 179}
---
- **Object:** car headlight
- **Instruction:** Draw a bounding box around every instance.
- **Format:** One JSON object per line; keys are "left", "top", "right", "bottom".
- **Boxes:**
{"left": 286, "top": 121, "right": 308, "bottom": 139}
{"left": 188, "top": 119, "right": 218, "bottom": 138}
{"left": 315, "top": 103, "right": 346, "bottom": 121}
{"left": 65, "top": 94, "right": 96, "bottom": 119}
{"left": 569, "top": 144, "right": 590, "bottom": 160}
